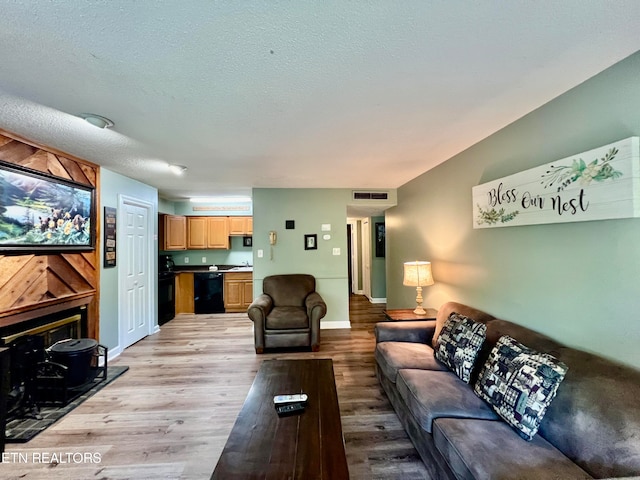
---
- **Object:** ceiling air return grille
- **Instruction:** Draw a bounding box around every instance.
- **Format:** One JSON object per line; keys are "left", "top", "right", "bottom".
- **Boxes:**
{"left": 352, "top": 191, "right": 389, "bottom": 200}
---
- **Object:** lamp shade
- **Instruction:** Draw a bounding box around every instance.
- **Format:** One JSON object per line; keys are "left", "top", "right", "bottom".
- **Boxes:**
{"left": 403, "top": 261, "right": 434, "bottom": 287}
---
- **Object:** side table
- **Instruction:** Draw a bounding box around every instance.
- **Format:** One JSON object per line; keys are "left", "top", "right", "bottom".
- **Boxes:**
{"left": 383, "top": 308, "right": 438, "bottom": 321}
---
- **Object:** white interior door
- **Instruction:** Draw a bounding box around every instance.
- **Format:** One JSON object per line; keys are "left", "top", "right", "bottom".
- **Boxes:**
{"left": 119, "top": 197, "right": 153, "bottom": 349}
{"left": 362, "top": 219, "right": 371, "bottom": 299}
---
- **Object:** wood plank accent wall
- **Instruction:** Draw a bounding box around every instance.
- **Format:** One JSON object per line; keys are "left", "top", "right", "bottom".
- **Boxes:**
{"left": 0, "top": 132, "right": 100, "bottom": 340}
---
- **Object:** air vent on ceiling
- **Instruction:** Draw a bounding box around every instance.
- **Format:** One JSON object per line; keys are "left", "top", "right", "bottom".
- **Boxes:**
{"left": 353, "top": 191, "right": 389, "bottom": 200}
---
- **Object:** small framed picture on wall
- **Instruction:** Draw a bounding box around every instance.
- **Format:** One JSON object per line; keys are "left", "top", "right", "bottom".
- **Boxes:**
{"left": 304, "top": 234, "right": 317, "bottom": 250}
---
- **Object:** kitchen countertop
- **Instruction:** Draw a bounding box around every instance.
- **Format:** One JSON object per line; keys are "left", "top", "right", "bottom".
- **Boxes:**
{"left": 172, "top": 265, "right": 253, "bottom": 273}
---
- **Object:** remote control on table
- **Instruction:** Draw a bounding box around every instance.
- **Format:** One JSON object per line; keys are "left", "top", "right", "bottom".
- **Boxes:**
{"left": 275, "top": 402, "right": 306, "bottom": 416}
{"left": 273, "top": 393, "right": 308, "bottom": 405}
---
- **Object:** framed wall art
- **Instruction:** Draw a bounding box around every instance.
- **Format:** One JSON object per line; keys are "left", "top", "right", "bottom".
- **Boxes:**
{"left": 472, "top": 136, "right": 640, "bottom": 229}
{"left": 375, "top": 222, "right": 385, "bottom": 257}
{"left": 0, "top": 161, "right": 96, "bottom": 252}
{"left": 304, "top": 234, "right": 317, "bottom": 250}
{"left": 104, "top": 206, "right": 117, "bottom": 267}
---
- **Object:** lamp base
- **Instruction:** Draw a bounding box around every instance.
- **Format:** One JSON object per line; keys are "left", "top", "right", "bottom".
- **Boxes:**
{"left": 413, "top": 286, "right": 426, "bottom": 315}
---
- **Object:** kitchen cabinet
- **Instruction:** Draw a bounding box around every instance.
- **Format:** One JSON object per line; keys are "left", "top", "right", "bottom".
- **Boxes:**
{"left": 175, "top": 272, "right": 194, "bottom": 314}
{"left": 160, "top": 214, "right": 187, "bottom": 250}
{"left": 187, "top": 217, "right": 229, "bottom": 249}
{"left": 208, "top": 217, "right": 230, "bottom": 248}
{"left": 224, "top": 272, "right": 253, "bottom": 312}
{"left": 228, "top": 216, "right": 253, "bottom": 236}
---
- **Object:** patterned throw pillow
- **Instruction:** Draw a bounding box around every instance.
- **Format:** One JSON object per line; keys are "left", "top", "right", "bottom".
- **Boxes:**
{"left": 474, "top": 335, "right": 568, "bottom": 441}
{"left": 435, "top": 313, "right": 487, "bottom": 383}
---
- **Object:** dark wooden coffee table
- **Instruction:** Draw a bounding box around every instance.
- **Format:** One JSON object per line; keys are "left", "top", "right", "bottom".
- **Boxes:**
{"left": 211, "top": 358, "right": 349, "bottom": 479}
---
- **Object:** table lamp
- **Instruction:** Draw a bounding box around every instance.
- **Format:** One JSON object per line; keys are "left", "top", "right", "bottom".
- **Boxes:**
{"left": 403, "top": 261, "right": 434, "bottom": 315}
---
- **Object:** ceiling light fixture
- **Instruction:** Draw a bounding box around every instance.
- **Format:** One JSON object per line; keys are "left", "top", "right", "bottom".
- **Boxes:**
{"left": 169, "top": 164, "right": 188, "bottom": 175}
{"left": 79, "top": 113, "right": 114, "bottom": 129}
{"left": 189, "top": 196, "right": 252, "bottom": 203}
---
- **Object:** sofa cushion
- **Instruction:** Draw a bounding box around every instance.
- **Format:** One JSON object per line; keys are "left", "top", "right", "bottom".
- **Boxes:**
{"left": 265, "top": 306, "right": 309, "bottom": 330}
{"left": 474, "top": 335, "right": 568, "bottom": 441}
{"left": 395, "top": 369, "right": 498, "bottom": 433}
{"left": 435, "top": 312, "right": 486, "bottom": 383}
{"left": 432, "top": 418, "right": 592, "bottom": 480}
{"left": 375, "top": 341, "right": 446, "bottom": 383}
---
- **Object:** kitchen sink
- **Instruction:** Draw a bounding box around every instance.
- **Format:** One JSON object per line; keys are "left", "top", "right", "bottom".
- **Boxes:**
{"left": 228, "top": 266, "right": 253, "bottom": 272}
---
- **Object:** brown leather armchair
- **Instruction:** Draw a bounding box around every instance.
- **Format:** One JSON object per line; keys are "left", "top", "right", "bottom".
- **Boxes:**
{"left": 247, "top": 274, "right": 327, "bottom": 353}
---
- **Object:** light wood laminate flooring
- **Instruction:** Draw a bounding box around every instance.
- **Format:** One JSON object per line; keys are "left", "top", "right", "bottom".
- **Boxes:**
{"left": 2, "top": 295, "right": 431, "bottom": 479}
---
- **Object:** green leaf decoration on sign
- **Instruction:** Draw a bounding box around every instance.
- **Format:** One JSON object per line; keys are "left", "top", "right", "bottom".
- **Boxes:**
{"left": 476, "top": 205, "right": 520, "bottom": 225}
{"left": 541, "top": 147, "right": 622, "bottom": 192}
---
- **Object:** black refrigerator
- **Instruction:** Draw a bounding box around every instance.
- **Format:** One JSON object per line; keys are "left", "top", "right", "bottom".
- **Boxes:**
{"left": 194, "top": 272, "right": 225, "bottom": 314}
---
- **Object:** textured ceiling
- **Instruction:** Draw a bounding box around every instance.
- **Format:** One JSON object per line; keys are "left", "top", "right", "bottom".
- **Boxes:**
{"left": 1, "top": 1, "right": 639, "bottom": 202}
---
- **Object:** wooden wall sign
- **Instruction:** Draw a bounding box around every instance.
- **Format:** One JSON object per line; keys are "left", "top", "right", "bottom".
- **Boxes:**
{"left": 104, "top": 206, "right": 116, "bottom": 267}
{"left": 472, "top": 137, "right": 640, "bottom": 229}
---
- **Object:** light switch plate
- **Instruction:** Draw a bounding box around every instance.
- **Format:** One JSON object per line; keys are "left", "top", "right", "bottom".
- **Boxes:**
{"left": 257, "top": 249, "right": 264, "bottom": 258}
{"left": 332, "top": 248, "right": 341, "bottom": 255}
{"left": 321, "top": 224, "right": 331, "bottom": 231}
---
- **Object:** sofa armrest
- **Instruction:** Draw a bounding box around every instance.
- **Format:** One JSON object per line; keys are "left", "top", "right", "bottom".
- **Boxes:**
{"left": 375, "top": 320, "right": 437, "bottom": 344}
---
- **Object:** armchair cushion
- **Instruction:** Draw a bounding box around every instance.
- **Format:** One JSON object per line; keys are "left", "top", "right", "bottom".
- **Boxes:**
{"left": 265, "top": 306, "right": 309, "bottom": 330}
{"left": 263, "top": 274, "right": 316, "bottom": 306}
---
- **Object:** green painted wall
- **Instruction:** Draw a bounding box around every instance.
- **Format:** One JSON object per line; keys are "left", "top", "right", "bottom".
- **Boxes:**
{"left": 158, "top": 197, "right": 175, "bottom": 214}
{"left": 99, "top": 168, "right": 158, "bottom": 351}
{"left": 252, "top": 188, "right": 350, "bottom": 325}
{"left": 387, "top": 51, "right": 640, "bottom": 368}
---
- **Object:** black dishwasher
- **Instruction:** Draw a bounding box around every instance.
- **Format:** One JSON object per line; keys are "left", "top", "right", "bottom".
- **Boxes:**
{"left": 194, "top": 272, "right": 225, "bottom": 314}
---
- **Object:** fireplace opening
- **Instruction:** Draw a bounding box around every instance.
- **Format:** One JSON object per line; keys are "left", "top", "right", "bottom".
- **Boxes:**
{"left": 0, "top": 307, "right": 107, "bottom": 422}
{"left": 0, "top": 306, "right": 88, "bottom": 347}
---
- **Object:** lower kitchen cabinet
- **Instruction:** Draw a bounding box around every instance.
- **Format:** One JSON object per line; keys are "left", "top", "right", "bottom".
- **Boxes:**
{"left": 224, "top": 272, "right": 253, "bottom": 313}
{"left": 175, "top": 272, "right": 194, "bottom": 314}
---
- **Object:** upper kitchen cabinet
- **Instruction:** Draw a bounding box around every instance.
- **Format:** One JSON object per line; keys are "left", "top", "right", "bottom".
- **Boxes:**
{"left": 187, "top": 217, "right": 229, "bottom": 249}
{"left": 160, "top": 214, "right": 187, "bottom": 250}
{"left": 228, "top": 216, "right": 253, "bottom": 236}
{"left": 207, "top": 217, "right": 230, "bottom": 248}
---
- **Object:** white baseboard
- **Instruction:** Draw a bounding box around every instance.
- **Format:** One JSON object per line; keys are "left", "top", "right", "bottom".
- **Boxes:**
{"left": 321, "top": 320, "right": 351, "bottom": 329}
{"left": 106, "top": 345, "right": 122, "bottom": 363}
{"left": 368, "top": 297, "right": 387, "bottom": 304}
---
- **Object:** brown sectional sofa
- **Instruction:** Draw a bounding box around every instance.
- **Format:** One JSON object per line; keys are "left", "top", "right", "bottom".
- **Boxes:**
{"left": 374, "top": 301, "right": 640, "bottom": 479}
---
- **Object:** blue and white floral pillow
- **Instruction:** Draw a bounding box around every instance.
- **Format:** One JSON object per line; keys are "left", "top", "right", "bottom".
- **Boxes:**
{"left": 435, "top": 312, "right": 487, "bottom": 383}
{"left": 474, "top": 335, "right": 568, "bottom": 441}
